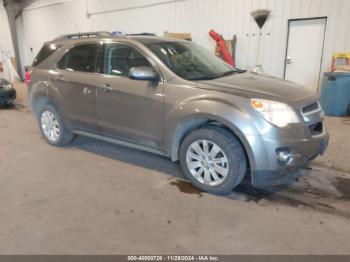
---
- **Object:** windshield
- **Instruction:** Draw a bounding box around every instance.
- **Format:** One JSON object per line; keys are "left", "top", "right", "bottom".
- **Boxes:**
{"left": 146, "top": 41, "right": 236, "bottom": 81}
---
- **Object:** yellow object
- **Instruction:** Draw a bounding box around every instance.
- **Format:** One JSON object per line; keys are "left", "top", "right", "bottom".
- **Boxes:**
{"left": 331, "top": 52, "right": 350, "bottom": 72}
{"left": 333, "top": 52, "right": 350, "bottom": 59}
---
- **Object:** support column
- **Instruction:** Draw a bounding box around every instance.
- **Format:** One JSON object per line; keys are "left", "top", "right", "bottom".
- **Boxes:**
{"left": 4, "top": 0, "right": 23, "bottom": 79}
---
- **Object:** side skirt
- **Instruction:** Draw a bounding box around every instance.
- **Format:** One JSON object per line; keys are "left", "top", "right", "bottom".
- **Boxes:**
{"left": 73, "top": 130, "right": 168, "bottom": 158}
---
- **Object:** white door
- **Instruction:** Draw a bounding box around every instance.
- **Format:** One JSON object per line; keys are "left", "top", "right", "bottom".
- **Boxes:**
{"left": 285, "top": 18, "right": 326, "bottom": 93}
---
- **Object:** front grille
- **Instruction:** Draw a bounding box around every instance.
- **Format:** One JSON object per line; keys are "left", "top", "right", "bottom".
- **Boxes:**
{"left": 308, "top": 122, "right": 323, "bottom": 136}
{"left": 302, "top": 102, "right": 319, "bottom": 114}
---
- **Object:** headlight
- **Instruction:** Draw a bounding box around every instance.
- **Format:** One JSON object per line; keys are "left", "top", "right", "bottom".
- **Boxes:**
{"left": 251, "top": 98, "right": 300, "bottom": 128}
{"left": 4, "top": 84, "right": 13, "bottom": 90}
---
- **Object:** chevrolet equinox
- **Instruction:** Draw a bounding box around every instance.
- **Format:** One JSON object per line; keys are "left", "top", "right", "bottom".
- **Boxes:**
{"left": 28, "top": 32, "right": 329, "bottom": 195}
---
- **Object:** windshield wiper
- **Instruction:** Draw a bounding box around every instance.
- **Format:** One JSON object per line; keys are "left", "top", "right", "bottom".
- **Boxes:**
{"left": 188, "top": 75, "right": 218, "bottom": 81}
{"left": 217, "top": 70, "right": 237, "bottom": 78}
{"left": 188, "top": 70, "right": 239, "bottom": 81}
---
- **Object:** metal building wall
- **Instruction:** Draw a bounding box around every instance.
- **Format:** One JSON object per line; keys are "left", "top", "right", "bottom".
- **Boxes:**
{"left": 0, "top": 0, "right": 15, "bottom": 57}
{"left": 18, "top": 0, "right": 350, "bottom": 84}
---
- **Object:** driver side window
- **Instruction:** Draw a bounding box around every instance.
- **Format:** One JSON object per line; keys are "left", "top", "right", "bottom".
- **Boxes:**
{"left": 104, "top": 43, "right": 151, "bottom": 77}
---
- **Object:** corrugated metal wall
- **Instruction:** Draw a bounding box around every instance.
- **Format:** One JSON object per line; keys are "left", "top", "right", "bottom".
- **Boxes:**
{"left": 0, "top": 0, "right": 14, "bottom": 57}
{"left": 17, "top": 0, "right": 350, "bottom": 84}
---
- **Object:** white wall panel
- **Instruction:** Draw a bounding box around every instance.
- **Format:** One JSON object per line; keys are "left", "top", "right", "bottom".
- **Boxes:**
{"left": 18, "top": 0, "right": 350, "bottom": 88}
{"left": 0, "top": 0, "right": 14, "bottom": 57}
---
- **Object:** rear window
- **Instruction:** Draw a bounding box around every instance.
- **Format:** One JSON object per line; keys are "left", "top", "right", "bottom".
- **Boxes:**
{"left": 32, "top": 44, "right": 61, "bottom": 67}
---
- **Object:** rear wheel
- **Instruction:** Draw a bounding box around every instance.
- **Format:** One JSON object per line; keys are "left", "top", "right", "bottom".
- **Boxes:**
{"left": 179, "top": 126, "right": 247, "bottom": 195}
{"left": 38, "top": 103, "right": 74, "bottom": 146}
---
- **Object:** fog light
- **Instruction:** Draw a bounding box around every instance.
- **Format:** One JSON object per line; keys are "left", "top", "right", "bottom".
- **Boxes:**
{"left": 276, "top": 148, "right": 292, "bottom": 165}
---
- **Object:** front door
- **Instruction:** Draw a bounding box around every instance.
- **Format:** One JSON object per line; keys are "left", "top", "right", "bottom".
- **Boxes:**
{"left": 284, "top": 18, "right": 327, "bottom": 93}
{"left": 98, "top": 42, "right": 164, "bottom": 149}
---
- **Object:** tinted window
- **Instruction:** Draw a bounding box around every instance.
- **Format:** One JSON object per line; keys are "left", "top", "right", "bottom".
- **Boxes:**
{"left": 104, "top": 43, "right": 151, "bottom": 76}
{"left": 33, "top": 44, "right": 61, "bottom": 67}
{"left": 57, "top": 44, "right": 99, "bottom": 73}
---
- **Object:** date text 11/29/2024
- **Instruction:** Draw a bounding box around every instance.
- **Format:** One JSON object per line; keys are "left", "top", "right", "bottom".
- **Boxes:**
{"left": 127, "top": 255, "right": 219, "bottom": 261}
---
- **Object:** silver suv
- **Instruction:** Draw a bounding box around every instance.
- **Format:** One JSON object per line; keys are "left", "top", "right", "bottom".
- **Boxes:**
{"left": 29, "top": 32, "right": 329, "bottom": 195}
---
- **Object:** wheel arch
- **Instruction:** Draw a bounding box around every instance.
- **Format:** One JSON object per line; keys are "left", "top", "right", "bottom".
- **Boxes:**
{"left": 169, "top": 114, "right": 255, "bottom": 172}
{"left": 31, "top": 93, "right": 61, "bottom": 120}
{"left": 28, "top": 80, "right": 51, "bottom": 117}
{"left": 31, "top": 94, "right": 50, "bottom": 117}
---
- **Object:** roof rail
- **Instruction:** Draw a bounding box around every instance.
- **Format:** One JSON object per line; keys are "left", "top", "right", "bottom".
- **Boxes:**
{"left": 54, "top": 31, "right": 113, "bottom": 41}
{"left": 111, "top": 31, "right": 157, "bottom": 37}
{"left": 124, "top": 33, "right": 157, "bottom": 36}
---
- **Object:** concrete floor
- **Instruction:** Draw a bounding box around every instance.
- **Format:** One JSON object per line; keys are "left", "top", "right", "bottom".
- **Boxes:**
{"left": 0, "top": 82, "right": 350, "bottom": 254}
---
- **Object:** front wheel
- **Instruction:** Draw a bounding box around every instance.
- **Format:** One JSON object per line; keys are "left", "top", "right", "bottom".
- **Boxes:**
{"left": 179, "top": 126, "right": 247, "bottom": 195}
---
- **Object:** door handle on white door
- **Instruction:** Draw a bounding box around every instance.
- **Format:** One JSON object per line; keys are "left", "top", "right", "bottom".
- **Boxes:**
{"left": 286, "top": 56, "right": 292, "bottom": 64}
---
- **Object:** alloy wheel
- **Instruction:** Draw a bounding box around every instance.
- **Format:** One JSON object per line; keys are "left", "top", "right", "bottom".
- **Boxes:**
{"left": 186, "top": 139, "right": 229, "bottom": 186}
{"left": 40, "top": 110, "right": 60, "bottom": 143}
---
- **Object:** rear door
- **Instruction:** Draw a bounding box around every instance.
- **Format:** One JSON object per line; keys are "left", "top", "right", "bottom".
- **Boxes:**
{"left": 97, "top": 42, "right": 164, "bottom": 149}
{"left": 50, "top": 43, "right": 104, "bottom": 133}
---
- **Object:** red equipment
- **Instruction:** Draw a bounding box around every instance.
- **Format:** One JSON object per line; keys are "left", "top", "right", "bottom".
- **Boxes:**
{"left": 209, "top": 29, "right": 235, "bottom": 66}
{"left": 25, "top": 67, "right": 31, "bottom": 87}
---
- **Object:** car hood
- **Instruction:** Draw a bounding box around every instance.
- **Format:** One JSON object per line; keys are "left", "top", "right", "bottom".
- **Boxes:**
{"left": 196, "top": 71, "right": 318, "bottom": 104}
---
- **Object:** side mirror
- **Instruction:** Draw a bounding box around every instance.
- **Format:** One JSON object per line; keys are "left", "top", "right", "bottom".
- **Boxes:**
{"left": 129, "top": 66, "right": 159, "bottom": 81}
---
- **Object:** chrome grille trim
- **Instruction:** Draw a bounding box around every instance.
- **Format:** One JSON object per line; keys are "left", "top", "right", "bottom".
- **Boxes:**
{"left": 301, "top": 102, "right": 321, "bottom": 115}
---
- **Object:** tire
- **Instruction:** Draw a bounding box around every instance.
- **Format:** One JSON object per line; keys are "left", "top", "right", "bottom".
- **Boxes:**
{"left": 179, "top": 126, "right": 247, "bottom": 195}
{"left": 38, "top": 103, "right": 74, "bottom": 146}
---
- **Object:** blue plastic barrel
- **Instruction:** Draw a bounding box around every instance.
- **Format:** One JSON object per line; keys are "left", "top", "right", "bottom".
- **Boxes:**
{"left": 320, "top": 72, "right": 350, "bottom": 116}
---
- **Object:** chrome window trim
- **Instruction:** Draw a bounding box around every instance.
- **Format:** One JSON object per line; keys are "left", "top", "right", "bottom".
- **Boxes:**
{"left": 52, "top": 39, "right": 164, "bottom": 83}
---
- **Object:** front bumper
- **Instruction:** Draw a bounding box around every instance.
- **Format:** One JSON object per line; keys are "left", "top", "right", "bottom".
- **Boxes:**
{"left": 247, "top": 123, "right": 329, "bottom": 188}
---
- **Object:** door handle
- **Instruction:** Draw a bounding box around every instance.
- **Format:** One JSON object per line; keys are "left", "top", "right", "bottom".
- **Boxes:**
{"left": 286, "top": 56, "right": 292, "bottom": 64}
{"left": 101, "top": 84, "right": 112, "bottom": 92}
{"left": 83, "top": 88, "right": 91, "bottom": 95}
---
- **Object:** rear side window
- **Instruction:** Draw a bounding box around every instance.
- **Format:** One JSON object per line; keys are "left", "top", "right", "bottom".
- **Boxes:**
{"left": 57, "top": 44, "right": 99, "bottom": 73}
{"left": 32, "top": 44, "right": 61, "bottom": 67}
